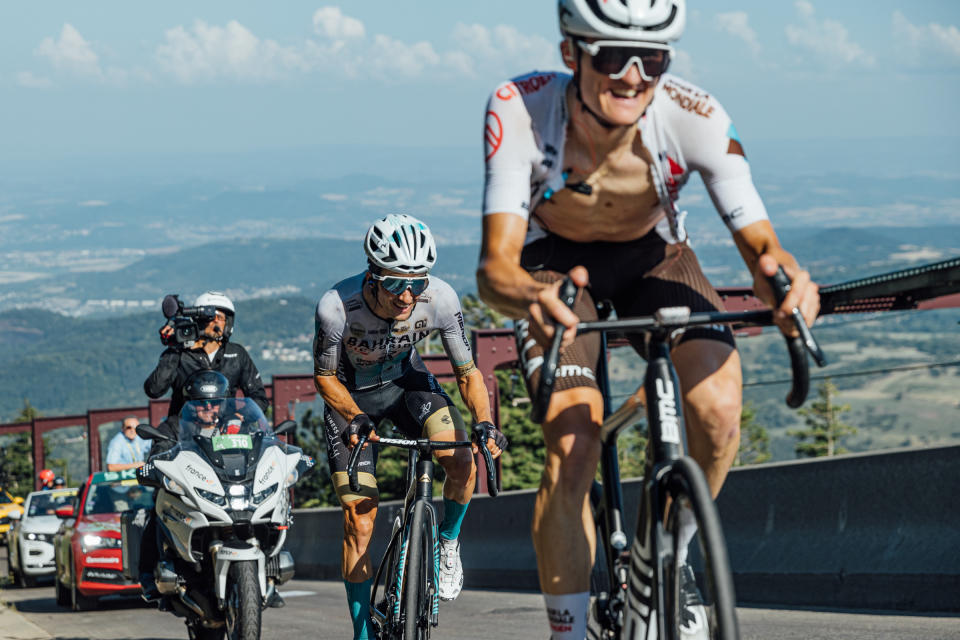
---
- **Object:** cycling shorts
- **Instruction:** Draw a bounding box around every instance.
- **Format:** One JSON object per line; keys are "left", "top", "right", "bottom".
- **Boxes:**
{"left": 323, "top": 362, "right": 464, "bottom": 501}
{"left": 516, "top": 229, "right": 736, "bottom": 398}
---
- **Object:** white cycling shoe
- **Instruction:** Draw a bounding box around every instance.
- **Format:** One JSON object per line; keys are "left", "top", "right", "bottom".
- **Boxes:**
{"left": 437, "top": 538, "right": 463, "bottom": 601}
{"left": 679, "top": 564, "right": 709, "bottom": 640}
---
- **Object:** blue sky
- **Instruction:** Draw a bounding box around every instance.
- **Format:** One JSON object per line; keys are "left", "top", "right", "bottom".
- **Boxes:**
{"left": 2, "top": 1, "right": 958, "bottom": 163}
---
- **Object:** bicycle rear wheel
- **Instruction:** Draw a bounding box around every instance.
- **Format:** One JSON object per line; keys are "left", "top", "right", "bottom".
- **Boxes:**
{"left": 662, "top": 456, "right": 739, "bottom": 640}
{"left": 402, "top": 501, "right": 432, "bottom": 640}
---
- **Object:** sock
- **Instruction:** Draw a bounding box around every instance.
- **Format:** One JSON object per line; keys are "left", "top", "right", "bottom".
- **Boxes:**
{"left": 544, "top": 591, "right": 589, "bottom": 640}
{"left": 676, "top": 505, "right": 698, "bottom": 567}
{"left": 439, "top": 497, "right": 469, "bottom": 541}
{"left": 343, "top": 578, "right": 373, "bottom": 640}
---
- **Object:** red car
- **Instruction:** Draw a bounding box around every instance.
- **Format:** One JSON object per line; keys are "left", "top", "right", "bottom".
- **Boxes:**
{"left": 53, "top": 468, "right": 154, "bottom": 610}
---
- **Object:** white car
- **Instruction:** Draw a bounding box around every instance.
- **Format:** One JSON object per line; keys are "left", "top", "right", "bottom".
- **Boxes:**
{"left": 7, "top": 488, "right": 77, "bottom": 587}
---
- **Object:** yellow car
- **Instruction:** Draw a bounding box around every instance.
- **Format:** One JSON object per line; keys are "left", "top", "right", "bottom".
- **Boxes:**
{"left": 0, "top": 487, "right": 25, "bottom": 535}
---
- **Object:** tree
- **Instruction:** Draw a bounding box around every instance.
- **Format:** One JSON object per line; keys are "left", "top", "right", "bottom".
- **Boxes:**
{"left": 788, "top": 378, "right": 857, "bottom": 458}
{"left": 735, "top": 401, "right": 771, "bottom": 466}
{"left": 0, "top": 399, "right": 41, "bottom": 496}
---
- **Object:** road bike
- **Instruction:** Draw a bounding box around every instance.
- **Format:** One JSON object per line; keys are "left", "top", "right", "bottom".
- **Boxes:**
{"left": 347, "top": 424, "right": 499, "bottom": 639}
{"left": 533, "top": 269, "right": 826, "bottom": 640}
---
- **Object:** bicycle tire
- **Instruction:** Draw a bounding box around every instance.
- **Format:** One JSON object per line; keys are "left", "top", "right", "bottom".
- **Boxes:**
{"left": 402, "top": 501, "right": 430, "bottom": 639}
{"left": 663, "top": 456, "right": 739, "bottom": 640}
{"left": 588, "top": 480, "right": 622, "bottom": 640}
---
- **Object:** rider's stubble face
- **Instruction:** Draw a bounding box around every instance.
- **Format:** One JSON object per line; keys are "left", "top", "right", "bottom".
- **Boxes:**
{"left": 366, "top": 269, "right": 420, "bottom": 322}
{"left": 578, "top": 51, "right": 658, "bottom": 127}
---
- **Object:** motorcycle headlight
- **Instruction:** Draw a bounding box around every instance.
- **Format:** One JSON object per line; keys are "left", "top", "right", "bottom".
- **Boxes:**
{"left": 252, "top": 483, "right": 279, "bottom": 505}
{"left": 163, "top": 476, "right": 185, "bottom": 495}
{"left": 284, "top": 469, "right": 299, "bottom": 488}
{"left": 196, "top": 488, "right": 227, "bottom": 507}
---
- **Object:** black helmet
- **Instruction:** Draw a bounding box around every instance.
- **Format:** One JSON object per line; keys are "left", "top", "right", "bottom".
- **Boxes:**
{"left": 183, "top": 370, "right": 230, "bottom": 401}
{"left": 53, "top": 476, "right": 66, "bottom": 487}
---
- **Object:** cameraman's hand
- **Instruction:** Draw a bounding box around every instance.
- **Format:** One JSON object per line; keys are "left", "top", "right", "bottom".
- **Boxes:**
{"left": 158, "top": 323, "right": 174, "bottom": 343}
{"left": 344, "top": 414, "right": 378, "bottom": 450}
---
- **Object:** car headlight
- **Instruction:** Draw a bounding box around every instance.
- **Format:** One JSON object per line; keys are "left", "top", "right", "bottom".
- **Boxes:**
{"left": 25, "top": 532, "right": 51, "bottom": 542}
{"left": 252, "top": 483, "right": 279, "bottom": 506}
{"left": 163, "top": 476, "right": 185, "bottom": 495}
{"left": 81, "top": 534, "right": 121, "bottom": 552}
{"left": 284, "top": 469, "right": 299, "bottom": 488}
{"left": 196, "top": 488, "right": 227, "bottom": 507}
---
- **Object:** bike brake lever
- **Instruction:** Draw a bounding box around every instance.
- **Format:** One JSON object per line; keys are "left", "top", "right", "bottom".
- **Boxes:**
{"left": 771, "top": 267, "right": 827, "bottom": 367}
{"left": 346, "top": 433, "right": 369, "bottom": 493}
{"left": 473, "top": 425, "right": 500, "bottom": 498}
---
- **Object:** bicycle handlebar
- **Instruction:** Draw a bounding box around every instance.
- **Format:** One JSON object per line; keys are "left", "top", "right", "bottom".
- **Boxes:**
{"left": 531, "top": 268, "right": 827, "bottom": 421}
{"left": 346, "top": 429, "right": 500, "bottom": 497}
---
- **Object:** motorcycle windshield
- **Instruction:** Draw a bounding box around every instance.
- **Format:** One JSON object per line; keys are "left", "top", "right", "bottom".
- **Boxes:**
{"left": 178, "top": 398, "right": 272, "bottom": 453}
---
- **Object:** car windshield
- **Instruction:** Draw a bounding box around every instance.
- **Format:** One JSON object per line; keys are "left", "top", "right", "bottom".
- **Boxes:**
{"left": 84, "top": 481, "right": 155, "bottom": 515}
{"left": 178, "top": 397, "right": 271, "bottom": 451}
{"left": 27, "top": 491, "right": 75, "bottom": 517}
{"left": 0, "top": 489, "right": 14, "bottom": 505}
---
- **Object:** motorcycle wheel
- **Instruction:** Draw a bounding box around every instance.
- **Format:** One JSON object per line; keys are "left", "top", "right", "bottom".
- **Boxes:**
{"left": 224, "top": 561, "right": 262, "bottom": 640}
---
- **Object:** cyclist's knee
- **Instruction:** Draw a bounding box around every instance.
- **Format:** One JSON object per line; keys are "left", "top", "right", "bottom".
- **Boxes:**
{"left": 342, "top": 498, "right": 378, "bottom": 541}
{"left": 438, "top": 447, "right": 475, "bottom": 483}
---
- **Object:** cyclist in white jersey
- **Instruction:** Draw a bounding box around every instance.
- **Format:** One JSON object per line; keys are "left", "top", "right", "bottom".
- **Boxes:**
{"left": 476, "top": 2, "right": 820, "bottom": 639}
{"left": 314, "top": 214, "right": 507, "bottom": 640}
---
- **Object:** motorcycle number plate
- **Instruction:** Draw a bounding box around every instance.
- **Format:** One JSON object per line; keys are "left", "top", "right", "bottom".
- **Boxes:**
{"left": 211, "top": 434, "right": 253, "bottom": 451}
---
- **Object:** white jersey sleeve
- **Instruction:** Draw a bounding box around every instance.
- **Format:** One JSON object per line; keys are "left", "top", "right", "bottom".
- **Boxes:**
{"left": 656, "top": 77, "right": 769, "bottom": 233}
{"left": 313, "top": 289, "right": 345, "bottom": 376}
{"left": 430, "top": 278, "right": 474, "bottom": 368}
{"left": 482, "top": 80, "right": 541, "bottom": 220}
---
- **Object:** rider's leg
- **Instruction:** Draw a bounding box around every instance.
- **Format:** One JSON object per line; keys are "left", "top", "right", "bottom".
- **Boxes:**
{"left": 534, "top": 387, "right": 604, "bottom": 640}
{"left": 427, "top": 406, "right": 476, "bottom": 523}
{"left": 670, "top": 337, "right": 741, "bottom": 571}
{"left": 336, "top": 485, "right": 379, "bottom": 640}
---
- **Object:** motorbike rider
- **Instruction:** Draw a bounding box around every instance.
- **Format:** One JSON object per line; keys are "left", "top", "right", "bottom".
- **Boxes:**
{"left": 39, "top": 469, "right": 55, "bottom": 491}
{"left": 314, "top": 214, "right": 508, "bottom": 640}
{"left": 143, "top": 290, "right": 268, "bottom": 451}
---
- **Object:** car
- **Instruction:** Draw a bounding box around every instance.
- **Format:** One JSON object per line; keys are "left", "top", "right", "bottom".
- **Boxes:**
{"left": 6, "top": 487, "right": 77, "bottom": 587}
{"left": 0, "top": 487, "right": 25, "bottom": 535}
{"left": 53, "top": 468, "right": 154, "bottom": 610}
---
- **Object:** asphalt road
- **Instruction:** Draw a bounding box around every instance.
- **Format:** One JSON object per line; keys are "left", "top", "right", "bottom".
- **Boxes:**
{"left": 3, "top": 548, "right": 958, "bottom": 640}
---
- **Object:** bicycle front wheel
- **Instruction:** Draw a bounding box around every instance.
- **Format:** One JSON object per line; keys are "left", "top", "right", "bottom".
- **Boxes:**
{"left": 402, "top": 501, "right": 432, "bottom": 640}
{"left": 663, "top": 456, "right": 739, "bottom": 640}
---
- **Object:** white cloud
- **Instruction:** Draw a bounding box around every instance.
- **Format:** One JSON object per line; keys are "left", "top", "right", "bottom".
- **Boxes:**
{"left": 670, "top": 50, "right": 695, "bottom": 79}
{"left": 313, "top": 7, "right": 365, "bottom": 40}
{"left": 155, "top": 20, "right": 307, "bottom": 83}
{"left": 321, "top": 193, "right": 348, "bottom": 201}
{"left": 785, "top": 1, "right": 874, "bottom": 66}
{"left": 428, "top": 194, "right": 464, "bottom": 208}
{"left": 892, "top": 11, "right": 960, "bottom": 64}
{"left": 0, "top": 214, "right": 27, "bottom": 222}
{"left": 715, "top": 12, "right": 761, "bottom": 58}
{"left": 16, "top": 71, "right": 52, "bottom": 89}
{"left": 451, "top": 23, "right": 556, "bottom": 75}
{"left": 78, "top": 200, "right": 109, "bottom": 207}
{"left": 36, "top": 23, "right": 102, "bottom": 77}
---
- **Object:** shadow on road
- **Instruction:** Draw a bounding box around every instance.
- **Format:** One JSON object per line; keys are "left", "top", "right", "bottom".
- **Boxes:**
{"left": 13, "top": 594, "right": 150, "bottom": 613}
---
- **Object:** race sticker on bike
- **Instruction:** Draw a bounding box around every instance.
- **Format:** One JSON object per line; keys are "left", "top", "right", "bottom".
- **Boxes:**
{"left": 212, "top": 434, "right": 253, "bottom": 451}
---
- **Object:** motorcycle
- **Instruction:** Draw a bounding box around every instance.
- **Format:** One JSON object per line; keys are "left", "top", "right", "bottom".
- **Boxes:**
{"left": 131, "top": 398, "right": 314, "bottom": 640}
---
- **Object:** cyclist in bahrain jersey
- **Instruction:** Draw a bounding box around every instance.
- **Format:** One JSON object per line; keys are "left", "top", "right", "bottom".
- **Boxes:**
{"left": 314, "top": 214, "right": 507, "bottom": 640}
{"left": 477, "top": 1, "right": 820, "bottom": 639}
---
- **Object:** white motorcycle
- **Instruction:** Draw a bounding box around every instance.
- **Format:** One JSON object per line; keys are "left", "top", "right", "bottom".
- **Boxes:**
{"left": 132, "top": 398, "right": 314, "bottom": 640}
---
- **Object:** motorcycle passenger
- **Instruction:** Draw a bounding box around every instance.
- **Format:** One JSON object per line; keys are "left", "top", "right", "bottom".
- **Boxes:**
{"left": 39, "top": 469, "right": 55, "bottom": 491}
{"left": 143, "top": 290, "right": 268, "bottom": 452}
{"left": 313, "top": 214, "right": 508, "bottom": 640}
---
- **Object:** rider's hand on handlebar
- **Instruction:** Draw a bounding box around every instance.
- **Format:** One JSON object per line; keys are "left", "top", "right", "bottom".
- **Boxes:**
{"left": 528, "top": 266, "right": 588, "bottom": 351}
{"left": 344, "top": 413, "right": 378, "bottom": 450}
{"left": 753, "top": 254, "right": 820, "bottom": 337}
{"left": 472, "top": 421, "right": 508, "bottom": 458}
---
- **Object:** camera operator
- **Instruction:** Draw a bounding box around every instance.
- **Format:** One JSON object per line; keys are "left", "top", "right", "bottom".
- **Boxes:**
{"left": 143, "top": 290, "right": 267, "bottom": 453}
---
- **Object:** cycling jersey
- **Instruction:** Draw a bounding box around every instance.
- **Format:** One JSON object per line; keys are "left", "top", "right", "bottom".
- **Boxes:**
{"left": 482, "top": 71, "right": 769, "bottom": 245}
{"left": 314, "top": 272, "right": 473, "bottom": 390}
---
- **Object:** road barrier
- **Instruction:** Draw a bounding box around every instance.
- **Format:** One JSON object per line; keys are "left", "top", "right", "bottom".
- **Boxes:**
{"left": 286, "top": 444, "right": 960, "bottom": 611}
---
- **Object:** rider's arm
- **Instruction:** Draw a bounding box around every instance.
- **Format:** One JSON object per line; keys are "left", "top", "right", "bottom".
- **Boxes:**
{"left": 143, "top": 348, "right": 180, "bottom": 399}
{"left": 477, "top": 213, "right": 584, "bottom": 348}
{"left": 455, "top": 367, "right": 492, "bottom": 425}
{"left": 311, "top": 290, "right": 362, "bottom": 421}
{"left": 733, "top": 220, "right": 820, "bottom": 332}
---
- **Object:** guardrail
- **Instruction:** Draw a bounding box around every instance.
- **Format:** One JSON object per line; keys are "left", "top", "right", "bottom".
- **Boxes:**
{"left": 285, "top": 444, "right": 960, "bottom": 612}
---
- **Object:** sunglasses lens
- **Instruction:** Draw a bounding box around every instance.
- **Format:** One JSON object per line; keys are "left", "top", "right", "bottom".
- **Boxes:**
{"left": 591, "top": 46, "right": 669, "bottom": 78}
{"left": 381, "top": 277, "right": 428, "bottom": 296}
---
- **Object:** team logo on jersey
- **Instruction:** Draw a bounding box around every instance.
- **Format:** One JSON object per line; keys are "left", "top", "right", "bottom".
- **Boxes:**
{"left": 485, "top": 111, "right": 504, "bottom": 161}
{"left": 415, "top": 319, "right": 427, "bottom": 330}
{"left": 393, "top": 324, "right": 410, "bottom": 335}
{"left": 349, "top": 322, "right": 366, "bottom": 339}
{"left": 662, "top": 79, "right": 715, "bottom": 119}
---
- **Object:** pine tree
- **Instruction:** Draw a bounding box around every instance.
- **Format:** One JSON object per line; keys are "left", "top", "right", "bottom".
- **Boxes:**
{"left": 788, "top": 378, "right": 857, "bottom": 458}
{"left": 0, "top": 399, "right": 41, "bottom": 496}
{"left": 735, "top": 401, "right": 771, "bottom": 466}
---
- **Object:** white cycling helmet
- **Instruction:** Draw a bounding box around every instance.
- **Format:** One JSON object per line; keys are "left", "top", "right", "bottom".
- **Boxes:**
{"left": 364, "top": 214, "right": 437, "bottom": 275}
{"left": 559, "top": 0, "right": 686, "bottom": 43}
{"left": 194, "top": 291, "right": 235, "bottom": 340}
